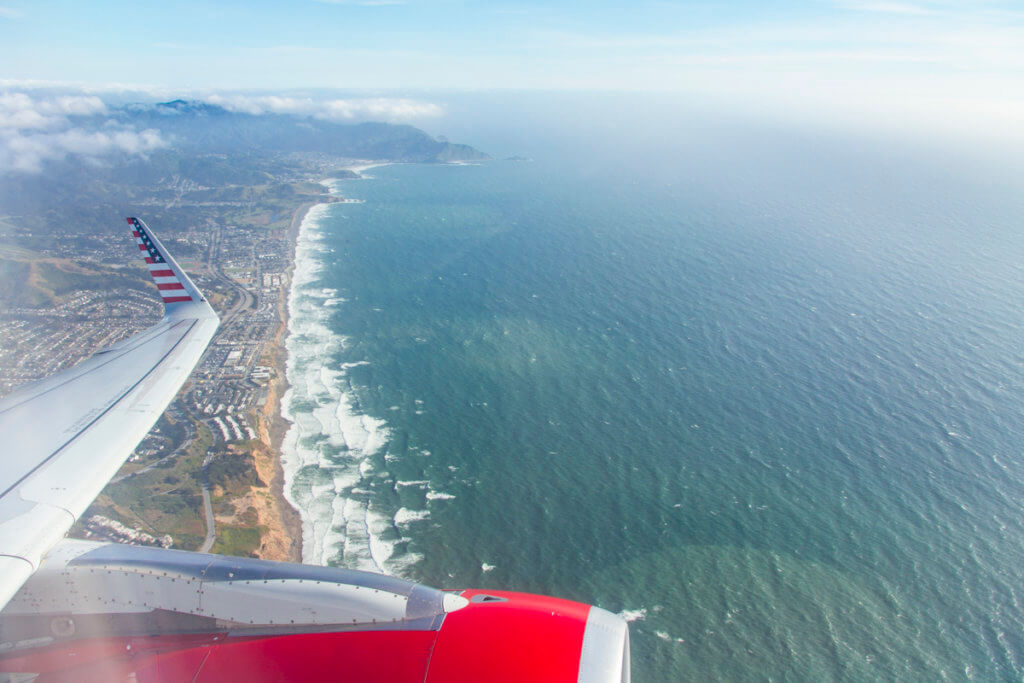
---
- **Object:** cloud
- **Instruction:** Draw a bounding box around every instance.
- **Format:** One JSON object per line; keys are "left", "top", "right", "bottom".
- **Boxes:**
{"left": 319, "top": 97, "right": 443, "bottom": 120}
{"left": 3, "top": 127, "right": 166, "bottom": 173}
{"left": 203, "top": 94, "right": 443, "bottom": 121}
{"left": 204, "top": 94, "right": 310, "bottom": 116}
{"left": 0, "top": 92, "right": 164, "bottom": 173}
{"left": 0, "top": 92, "right": 106, "bottom": 130}
{"left": 0, "top": 6, "right": 22, "bottom": 18}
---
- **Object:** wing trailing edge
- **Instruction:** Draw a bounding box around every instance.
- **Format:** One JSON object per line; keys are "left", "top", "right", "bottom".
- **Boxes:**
{"left": 0, "top": 219, "right": 219, "bottom": 608}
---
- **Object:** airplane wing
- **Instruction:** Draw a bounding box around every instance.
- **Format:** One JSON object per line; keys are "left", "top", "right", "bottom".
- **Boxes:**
{"left": 0, "top": 217, "right": 219, "bottom": 608}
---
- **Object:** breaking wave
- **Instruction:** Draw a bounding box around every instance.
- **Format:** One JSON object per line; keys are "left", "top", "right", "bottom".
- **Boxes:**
{"left": 280, "top": 202, "right": 420, "bottom": 575}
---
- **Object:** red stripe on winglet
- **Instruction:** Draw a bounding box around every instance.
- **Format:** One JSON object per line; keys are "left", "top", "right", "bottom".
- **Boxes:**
{"left": 132, "top": 231, "right": 140, "bottom": 238}
{"left": 144, "top": 257, "right": 154, "bottom": 264}
{"left": 157, "top": 282, "right": 185, "bottom": 291}
{"left": 126, "top": 217, "right": 135, "bottom": 224}
{"left": 138, "top": 244, "right": 148, "bottom": 251}
{"left": 161, "top": 295, "right": 193, "bottom": 303}
{"left": 151, "top": 269, "right": 175, "bottom": 277}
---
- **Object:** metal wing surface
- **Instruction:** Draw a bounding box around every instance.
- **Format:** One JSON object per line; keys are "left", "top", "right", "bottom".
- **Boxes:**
{"left": 0, "top": 218, "right": 218, "bottom": 608}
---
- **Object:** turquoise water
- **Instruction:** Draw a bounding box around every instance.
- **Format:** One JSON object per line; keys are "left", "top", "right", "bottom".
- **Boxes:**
{"left": 283, "top": 138, "right": 1024, "bottom": 680}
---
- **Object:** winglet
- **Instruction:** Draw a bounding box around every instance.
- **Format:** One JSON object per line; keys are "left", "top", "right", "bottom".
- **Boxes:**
{"left": 127, "top": 217, "right": 214, "bottom": 319}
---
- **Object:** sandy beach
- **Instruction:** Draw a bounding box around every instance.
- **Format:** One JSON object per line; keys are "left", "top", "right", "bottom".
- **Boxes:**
{"left": 240, "top": 201, "right": 317, "bottom": 562}
{"left": 339, "top": 161, "right": 389, "bottom": 175}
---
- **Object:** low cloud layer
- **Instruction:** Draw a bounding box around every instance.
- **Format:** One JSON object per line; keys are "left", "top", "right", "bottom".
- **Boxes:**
{"left": 0, "top": 92, "right": 106, "bottom": 130}
{"left": 0, "top": 91, "right": 165, "bottom": 172}
{"left": 204, "top": 94, "right": 443, "bottom": 122}
{"left": 4, "top": 128, "right": 166, "bottom": 172}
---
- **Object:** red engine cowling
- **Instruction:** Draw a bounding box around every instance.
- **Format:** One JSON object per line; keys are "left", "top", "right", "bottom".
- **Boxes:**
{"left": 0, "top": 541, "right": 630, "bottom": 682}
{"left": 427, "top": 589, "right": 631, "bottom": 683}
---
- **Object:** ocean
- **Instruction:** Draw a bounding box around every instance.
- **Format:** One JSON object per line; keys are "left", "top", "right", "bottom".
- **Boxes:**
{"left": 280, "top": 125, "right": 1024, "bottom": 680}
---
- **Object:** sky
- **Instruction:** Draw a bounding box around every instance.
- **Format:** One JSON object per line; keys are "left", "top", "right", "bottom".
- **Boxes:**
{"left": 1, "top": 0, "right": 1023, "bottom": 146}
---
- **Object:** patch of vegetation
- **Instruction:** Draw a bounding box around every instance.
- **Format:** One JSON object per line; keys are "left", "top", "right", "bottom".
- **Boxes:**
{"left": 0, "top": 258, "right": 40, "bottom": 305}
{"left": 34, "top": 261, "right": 144, "bottom": 298}
{"left": 238, "top": 505, "right": 259, "bottom": 527}
{"left": 213, "top": 499, "right": 236, "bottom": 516}
{"left": 0, "top": 247, "right": 151, "bottom": 309}
{"left": 76, "top": 419, "right": 214, "bottom": 550}
{"left": 207, "top": 447, "right": 265, "bottom": 498}
{"left": 211, "top": 524, "right": 265, "bottom": 558}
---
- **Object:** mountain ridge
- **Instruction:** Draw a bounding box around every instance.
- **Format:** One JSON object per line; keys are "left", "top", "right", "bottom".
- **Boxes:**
{"left": 108, "top": 100, "right": 489, "bottom": 164}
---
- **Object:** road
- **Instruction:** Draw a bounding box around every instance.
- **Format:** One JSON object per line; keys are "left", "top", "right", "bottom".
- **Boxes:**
{"left": 199, "top": 451, "right": 216, "bottom": 553}
{"left": 208, "top": 224, "right": 255, "bottom": 327}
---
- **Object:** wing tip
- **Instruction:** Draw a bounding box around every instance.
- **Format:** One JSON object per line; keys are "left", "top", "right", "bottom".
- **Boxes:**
{"left": 126, "top": 217, "right": 216, "bottom": 320}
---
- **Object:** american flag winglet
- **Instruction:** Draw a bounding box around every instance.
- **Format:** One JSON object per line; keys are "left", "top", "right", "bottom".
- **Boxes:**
{"left": 127, "top": 217, "right": 195, "bottom": 304}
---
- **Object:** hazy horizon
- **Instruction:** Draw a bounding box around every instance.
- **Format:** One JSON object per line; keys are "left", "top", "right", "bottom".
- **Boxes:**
{"left": 2, "top": 86, "right": 1023, "bottom": 183}
{"left": 2, "top": 0, "right": 1023, "bottom": 153}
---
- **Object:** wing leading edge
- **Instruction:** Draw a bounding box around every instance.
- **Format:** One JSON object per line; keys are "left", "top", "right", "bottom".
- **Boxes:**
{"left": 0, "top": 218, "right": 218, "bottom": 608}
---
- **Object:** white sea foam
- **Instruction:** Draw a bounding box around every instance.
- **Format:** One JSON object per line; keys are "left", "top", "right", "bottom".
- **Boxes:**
{"left": 365, "top": 506, "right": 397, "bottom": 572}
{"left": 619, "top": 608, "right": 647, "bottom": 622}
{"left": 280, "top": 200, "right": 419, "bottom": 576}
{"left": 395, "top": 508, "right": 430, "bottom": 526}
{"left": 482, "top": 563, "right": 496, "bottom": 573}
{"left": 396, "top": 480, "right": 430, "bottom": 488}
{"left": 426, "top": 491, "right": 455, "bottom": 501}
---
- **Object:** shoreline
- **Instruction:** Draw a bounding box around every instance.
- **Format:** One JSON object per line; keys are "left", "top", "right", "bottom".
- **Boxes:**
{"left": 246, "top": 200, "right": 317, "bottom": 562}
{"left": 276, "top": 165, "right": 409, "bottom": 573}
{"left": 337, "top": 161, "right": 390, "bottom": 176}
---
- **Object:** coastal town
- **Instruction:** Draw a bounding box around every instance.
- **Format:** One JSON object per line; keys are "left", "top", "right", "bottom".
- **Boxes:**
{"left": 0, "top": 174, "right": 347, "bottom": 561}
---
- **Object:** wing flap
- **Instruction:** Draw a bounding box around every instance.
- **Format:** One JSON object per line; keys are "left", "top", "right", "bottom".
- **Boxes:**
{"left": 0, "top": 557, "right": 32, "bottom": 608}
